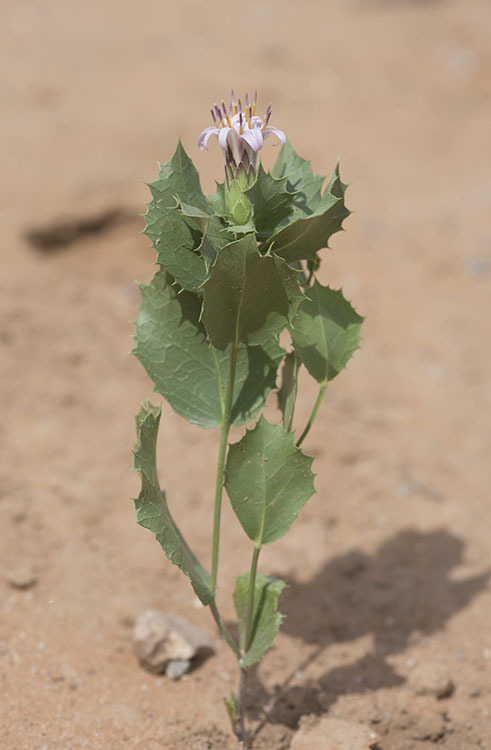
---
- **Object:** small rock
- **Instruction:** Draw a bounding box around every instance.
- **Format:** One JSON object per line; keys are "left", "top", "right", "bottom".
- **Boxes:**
{"left": 6, "top": 564, "right": 37, "bottom": 589}
{"left": 290, "top": 716, "right": 380, "bottom": 750}
{"left": 410, "top": 712, "right": 446, "bottom": 741}
{"left": 408, "top": 662, "right": 454, "bottom": 698}
{"left": 132, "top": 610, "right": 211, "bottom": 675}
{"left": 165, "top": 659, "right": 191, "bottom": 680}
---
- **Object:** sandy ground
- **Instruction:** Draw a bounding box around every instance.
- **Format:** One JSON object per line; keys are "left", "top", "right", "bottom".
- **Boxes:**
{"left": 1, "top": 0, "right": 491, "bottom": 748}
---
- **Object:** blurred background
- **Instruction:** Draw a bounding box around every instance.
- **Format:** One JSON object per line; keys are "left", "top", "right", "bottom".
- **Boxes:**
{"left": 2, "top": 1, "right": 491, "bottom": 748}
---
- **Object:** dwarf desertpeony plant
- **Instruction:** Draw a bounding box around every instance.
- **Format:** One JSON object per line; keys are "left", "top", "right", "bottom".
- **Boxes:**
{"left": 132, "top": 91, "right": 363, "bottom": 747}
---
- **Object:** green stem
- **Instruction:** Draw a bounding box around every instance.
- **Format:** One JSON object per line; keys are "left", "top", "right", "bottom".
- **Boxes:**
{"left": 296, "top": 381, "right": 327, "bottom": 448}
{"left": 209, "top": 600, "right": 241, "bottom": 659}
{"left": 237, "top": 544, "right": 261, "bottom": 750}
{"left": 210, "top": 340, "right": 239, "bottom": 593}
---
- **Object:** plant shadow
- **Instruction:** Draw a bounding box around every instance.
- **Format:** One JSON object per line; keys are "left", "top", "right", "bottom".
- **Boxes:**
{"left": 246, "top": 528, "right": 490, "bottom": 732}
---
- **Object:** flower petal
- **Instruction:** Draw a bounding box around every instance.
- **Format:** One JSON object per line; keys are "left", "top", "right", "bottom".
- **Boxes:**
{"left": 198, "top": 126, "right": 219, "bottom": 150}
{"left": 241, "top": 127, "right": 264, "bottom": 153}
{"left": 263, "top": 126, "right": 286, "bottom": 146}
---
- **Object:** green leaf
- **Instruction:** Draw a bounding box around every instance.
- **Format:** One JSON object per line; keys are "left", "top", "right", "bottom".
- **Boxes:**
{"left": 271, "top": 138, "right": 325, "bottom": 219}
{"left": 144, "top": 142, "right": 210, "bottom": 292}
{"left": 263, "top": 162, "right": 350, "bottom": 264}
{"left": 201, "top": 234, "right": 304, "bottom": 351}
{"left": 245, "top": 164, "right": 294, "bottom": 239}
{"left": 290, "top": 281, "right": 364, "bottom": 383}
{"left": 225, "top": 416, "right": 315, "bottom": 545}
{"left": 133, "top": 402, "right": 214, "bottom": 605}
{"left": 133, "top": 270, "right": 284, "bottom": 429}
{"left": 234, "top": 573, "right": 286, "bottom": 668}
{"left": 277, "top": 351, "right": 299, "bottom": 431}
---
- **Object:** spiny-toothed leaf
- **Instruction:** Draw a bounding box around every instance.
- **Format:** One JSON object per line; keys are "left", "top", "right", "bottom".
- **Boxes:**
{"left": 225, "top": 416, "right": 315, "bottom": 545}
{"left": 271, "top": 138, "right": 325, "bottom": 219}
{"left": 263, "top": 163, "right": 350, "bottom": 264}
{"left": 245, "top": 164, "right": 295, "bottom": 239}
{"left": 133, "top": 402, "right": 213, "bottom": 605}
{"left": 133, "top": 270, "right": 284, "bottom": 428}
{"left": 277, "top": 352, "right": 299, "bottom": 431}
{"left": 234, "top": 573, "right": 286, "bottom": 668}
{"left": 201, "top": 234, "right": 304, "bottom": 351}
{"left": 290, "top": 281, "right": 364, "bottom": 383}
{"left": 143, "top": 142, "right": 210, "bottom": 292}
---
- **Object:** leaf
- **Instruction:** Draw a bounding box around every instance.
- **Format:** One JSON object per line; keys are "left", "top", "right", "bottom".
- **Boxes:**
{"left": 144, "top": 142, "right": 210, "bottom": 292}
{"left": 263, "top": 163, "right": 350, "bottom": 264}
{"left": 133, "top": 402, "right": 214, "bottom": 605}
{"left": 234, "top": 573, "right": 286, "bottom": 668}
{"left": 290, "top": 281, "right": 364, "bottom": 383}
{"left": 224, "top": 416, "right": 315, "bottom": 545}
{"left": 201, "top": 234, "right": 304, "bottom": 351}
{"left": 277, "top": 351, "right": 299, "bottom": 431}
{"left": 271, "top": 138, "right": 325, "bottom": 219}
{"left": 245, "top": 164, "right": 294, "bottom": 239}
{"left": 132, "top": 270, "right": 284, "bottom": 429}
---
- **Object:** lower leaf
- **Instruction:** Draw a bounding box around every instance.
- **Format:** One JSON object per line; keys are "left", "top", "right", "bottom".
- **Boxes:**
{"left": 133, "top": 402, "right": 214, "bottom": 605}
{"left": 234, "top": 572, "right": 286, "bottom": 668}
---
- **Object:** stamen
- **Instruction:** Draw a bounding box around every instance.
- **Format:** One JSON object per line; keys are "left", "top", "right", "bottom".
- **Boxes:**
{"left": 245, "top": 92, "right": 249, "bottom": 111}
{"left": 214, "top": 104, "right": 224, "bottom": 126}
{"left": 231, "top": 90, "right": 237, "bottom": 115}
{"left": 252, "top": 90, "right": 257, "bottom": 116}
{"left": 239, "top": 111, "right": 243, "bottom": 135}
{"left": 264, "top": 104, "right": 272, "bottom": 128}
{"left": 221, "top": 100, "right": 232, "bottom": 127}
{"left": 210, "top": 108, "right": 217, "bottom": 125}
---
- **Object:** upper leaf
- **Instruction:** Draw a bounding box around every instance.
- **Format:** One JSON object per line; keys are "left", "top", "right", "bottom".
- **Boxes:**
{"left": 201, "top": 234, "right": 304, "bottom": 351}
{"left": 224, "top": 416, "right": 315, "bottom": 545}
{"left": 271, "top": 138, "right": 325, "bottom": 219}
{"left": 263, "top": 162, "right": 350, "bottom": 264}
{"left": 133, "top": 270, "right": 284, "bottom": 429}
{"left": 234, "top": 572, "right": 286, "bottom": 668}
{"left": 143, "top": 142, "right": 211, "bottom": 292}
{"left": 290, "top": 281, "right": 364, "bottom": 383}
{"left": 133, "top": 402, "right": 214, "bottom": 605}
{"left": 245, "top": 164, "right": 295, "bottom": 240}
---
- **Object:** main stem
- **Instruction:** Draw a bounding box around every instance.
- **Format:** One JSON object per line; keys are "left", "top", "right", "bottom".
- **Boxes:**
{"left": 210, "top": 340, "right": 239, "bottom": 594}
{"left": 296, "top": 381, "right": 327, "bottom": 448}
{"left": 238, "top": 544, "right": 261, "bottom": 750}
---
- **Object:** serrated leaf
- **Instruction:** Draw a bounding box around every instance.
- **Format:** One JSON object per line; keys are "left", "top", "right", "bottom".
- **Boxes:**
{"left": 245, "top": 164, "right": 294, "bottom": 239}
{"left": 271, "top": 138, "right": 325, "bottom": 219}
{"left": 133, "top": 270, "right": 284, "bottom": 429}
{"left": 225, "top": 416, "right": 315, "bottom": 545}
{"left": 290, "top": 281, "right": 364, "bottom": 383}
{"left": 234, "top": 573, "right": 286, "bottom": 668}
{"left": 201, "top": 234, "right": 304, "bottom": 351}
{"left": 263, "top": 162, "right": 350, "bottom": 264}
{"left": 144, "top": 142, "right": 210, "bottom": 292}
{"left": 133, "top": 402, "right": 214, "bottom": 605}
{"left": 277, "top": 351, "right": 299, "bottom": 431}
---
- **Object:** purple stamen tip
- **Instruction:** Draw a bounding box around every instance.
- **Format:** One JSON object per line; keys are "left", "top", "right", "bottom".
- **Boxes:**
{"left": 211, "top": 108, "right": 217, "bottom": 125}
{"left": 245, "top": 92, "right": 249, "bottom": 109}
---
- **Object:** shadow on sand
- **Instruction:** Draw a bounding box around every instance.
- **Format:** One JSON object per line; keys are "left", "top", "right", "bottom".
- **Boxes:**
{"left": 246, "top": 528, "right": 490, "bottom": 733}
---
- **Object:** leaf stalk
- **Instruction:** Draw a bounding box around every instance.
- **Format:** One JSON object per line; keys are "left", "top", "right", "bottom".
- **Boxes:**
{"left": 296, "top": 381, "right": 327, "bottom": 447}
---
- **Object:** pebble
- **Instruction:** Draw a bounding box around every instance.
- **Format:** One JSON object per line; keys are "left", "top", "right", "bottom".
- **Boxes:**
{"left": 132, "top": 610, "right": 211, "bottom": 677}
{"left": 410, "top": 712, "right": 446, "bottom": 741}
{"left": 6, "top": 564, "right": 37, "bottom": 590}
{"left": 290, "top": 716, "right": 380, "bottom": 750}
{"left": 407, "top": 662, "right": 454, "bottom": 699}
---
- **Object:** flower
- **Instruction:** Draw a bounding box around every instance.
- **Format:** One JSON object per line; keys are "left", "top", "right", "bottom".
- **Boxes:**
{"left": 198, "top": 91, "right": 286, "bottom": 187}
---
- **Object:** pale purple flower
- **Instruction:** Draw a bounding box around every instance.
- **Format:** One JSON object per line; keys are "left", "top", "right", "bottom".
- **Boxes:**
{"left": 198, "top": 91, "right": 286, "bottom": 185}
